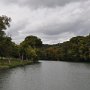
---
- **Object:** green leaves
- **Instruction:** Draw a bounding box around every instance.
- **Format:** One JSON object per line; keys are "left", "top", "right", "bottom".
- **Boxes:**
{"left": 24, "top": 35, "right": 42, "bottom": 48}
{"left": 0, "top": 15, "right": 11, "bottom": 30}
{"left": 40, "top": 34, "right": 90, "bottom": 62}
{"left": 19, "top": 35, "right": 42, "bottom": 61}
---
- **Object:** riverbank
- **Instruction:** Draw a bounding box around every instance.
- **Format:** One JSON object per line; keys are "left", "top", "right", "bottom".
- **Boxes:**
{"left": 0, "top": 59, "right": 36, "bottom": 70}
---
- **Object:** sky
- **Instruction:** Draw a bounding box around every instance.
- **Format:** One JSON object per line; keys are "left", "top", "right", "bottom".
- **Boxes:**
{"left": 0, "top": 0, "right": 90, "bottom": 44}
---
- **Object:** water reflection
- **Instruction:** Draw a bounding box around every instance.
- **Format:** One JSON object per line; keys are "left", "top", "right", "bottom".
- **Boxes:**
{"left": 0, "top": 61, "right": 90, "bottom": 90}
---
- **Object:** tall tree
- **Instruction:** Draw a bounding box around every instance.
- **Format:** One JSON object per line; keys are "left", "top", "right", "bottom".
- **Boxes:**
{"left": 19, "top": 35, "right": 42, "bottom": 61}
{"left": 0, "top": 15, "right": 11, "bottom": 59}
{"left": 0, "top": 15, "right": 11, "bottom": 36}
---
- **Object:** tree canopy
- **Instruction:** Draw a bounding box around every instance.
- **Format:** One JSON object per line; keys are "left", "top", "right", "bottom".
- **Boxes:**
{"left": 39, "top": 34, "right": 90, "bottom": 62}
{"left": 24, "top": 35, "right": 42, "bottom": 48}
{"left": 0, "top": 15, "right": 90, "bottom": 62}
{"left": 19, "top": 35, "right": 42, "bottom": 61}
{"left": 0, "top": 15, "right": 11, "bottom": 37}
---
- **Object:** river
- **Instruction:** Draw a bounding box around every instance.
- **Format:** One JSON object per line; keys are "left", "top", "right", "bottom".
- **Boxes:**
{"left": 0, "top": 61, "right": 90, "bottom": 90}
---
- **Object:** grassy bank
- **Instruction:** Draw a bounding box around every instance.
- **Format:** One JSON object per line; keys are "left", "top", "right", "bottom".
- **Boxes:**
{"left": 0, "top": 59, "right": 34, "bottom": 70}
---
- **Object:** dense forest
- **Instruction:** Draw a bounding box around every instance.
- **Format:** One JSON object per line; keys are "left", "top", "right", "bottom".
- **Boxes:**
{"left": 0, "top": 15, "right": 90, "bottom": 62}
{"left": 39, "top": 35, "right": 90, "bottom": 62}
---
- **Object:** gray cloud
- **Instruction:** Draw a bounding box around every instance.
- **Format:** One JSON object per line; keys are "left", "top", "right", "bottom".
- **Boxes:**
{"left": 1, "top": 0, "right": 85, "bottom": 8}
{"left": 0, "top": 0, "right": 90, "bottom": 44}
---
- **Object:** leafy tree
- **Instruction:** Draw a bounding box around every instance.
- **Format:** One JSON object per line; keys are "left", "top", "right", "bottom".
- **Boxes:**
{"left": 0, "top": 15, "right": 11, "bottom": 59}
{"left": 0, "top": 15, "right": 11, "bottom": 36}
{"left": 19, "top": 35, "right": 42, "bottom": 61}
{"left": 24, "top": 35, "right": 42, "bottom": 48}
{"left": 26, "top": 46, "right": 38, "bottom": 62}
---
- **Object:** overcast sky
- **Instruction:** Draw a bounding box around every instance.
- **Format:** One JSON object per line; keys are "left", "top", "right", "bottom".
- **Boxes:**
{"left": 0, "top": 0, "right": 90, "bottom": 44}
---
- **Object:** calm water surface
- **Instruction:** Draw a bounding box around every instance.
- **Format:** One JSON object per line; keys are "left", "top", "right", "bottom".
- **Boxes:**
{"left": 0, "top": 61, "right": 90, "bottom": 90}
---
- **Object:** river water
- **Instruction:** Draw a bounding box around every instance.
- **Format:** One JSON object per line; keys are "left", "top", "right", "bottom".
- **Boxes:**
{"left": 0, "top": 61, "right": 90, "bottom": 90}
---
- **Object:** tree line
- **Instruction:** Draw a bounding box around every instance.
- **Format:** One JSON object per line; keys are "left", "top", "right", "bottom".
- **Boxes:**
{"left": 0, "top": 15, "right": 90, "bottom": 62}
{"left": 39, "top": 35, "right": 90, "bottom": 62}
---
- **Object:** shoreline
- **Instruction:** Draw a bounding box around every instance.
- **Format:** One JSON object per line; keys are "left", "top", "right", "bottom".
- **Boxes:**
{"left": 0, "top": 59, "right": 39, "bottom": 70}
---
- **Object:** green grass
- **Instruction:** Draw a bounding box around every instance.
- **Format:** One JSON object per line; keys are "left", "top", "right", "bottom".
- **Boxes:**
{"left": 0, "top": 59, "right": 33, "bottom": 69}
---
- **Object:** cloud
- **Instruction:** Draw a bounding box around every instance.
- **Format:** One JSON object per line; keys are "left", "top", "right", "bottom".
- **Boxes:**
{"left": 0, "top": 0, "right": 90, "bottom": 44}
{"left": 1, "top": 0, "right": 85, "bottom": 8}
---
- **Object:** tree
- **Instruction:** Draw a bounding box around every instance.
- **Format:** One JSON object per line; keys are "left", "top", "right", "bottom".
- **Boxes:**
{"left": 24, "top": 35, "right": 42, "bottom": 48}
{"left": 19, "top": 35, "right": 42, "bottom": 61}
{"left": 0, "top": 15, "right": 11, "bottom": 36}
{"left": 0, "top": 15, "right": 11, "bottom": 59}
{"left": 26, "top": 46, "right": 38, "bottom": 62}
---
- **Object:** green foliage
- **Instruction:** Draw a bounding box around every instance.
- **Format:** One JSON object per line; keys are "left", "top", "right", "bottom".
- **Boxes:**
{"left": 40, "top": 34, "right": 90, "bottom": 62}
{"left": 0, "top": 15, "right": 11, "bottom": 37}
{"left": 0, "top": 15, "right": 11, "bottom": 30}
{"left": 26, "top": 47, "right": 38, "bottom": 62}
{"left": 0, "top": 15, "right": 13, "bottom": 59}
{"left": 0, "top": 15, "right": 90, "bottom": 63}
{"left": 19, "top": 35, "right": 42, "bottom": 62}
{"left": 24, "top": 35, "right": 42, "bottom": 48}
